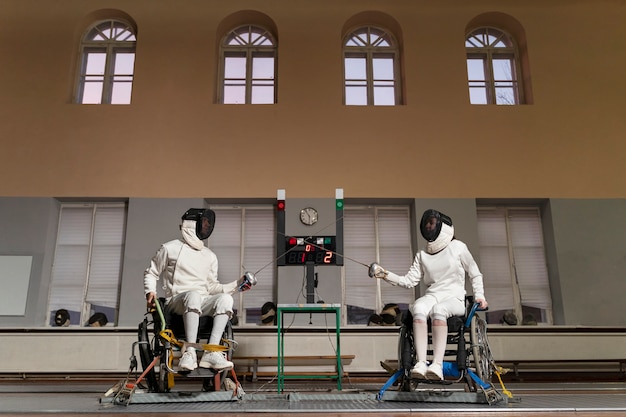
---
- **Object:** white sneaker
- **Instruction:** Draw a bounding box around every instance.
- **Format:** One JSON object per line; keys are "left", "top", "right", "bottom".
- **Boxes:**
{"left": 199, "top": 351, "right": 234, "bottom": 370}
{"left": 426, "top": 361, "right": 443, "bottom": 381}
{"left": 410, "top": 361, "right": 428, "bottom": 379}
{"left": 178, "top": 350, "right": 197, "bottom": 372}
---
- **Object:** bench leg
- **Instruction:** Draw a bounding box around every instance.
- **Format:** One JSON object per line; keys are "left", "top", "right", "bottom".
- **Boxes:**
{"left": 252, "top": 359, "right": 258, "bottom": 382}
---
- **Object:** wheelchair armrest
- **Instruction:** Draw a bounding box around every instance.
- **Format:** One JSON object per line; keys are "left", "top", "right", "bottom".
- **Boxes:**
{"left": 464, "top": 303, "right": 488, "bottom": 327}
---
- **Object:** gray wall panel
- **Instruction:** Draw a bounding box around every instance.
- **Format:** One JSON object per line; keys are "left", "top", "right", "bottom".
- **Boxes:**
{"left": 548, "top": 199, "right": 626, "bottom": 325}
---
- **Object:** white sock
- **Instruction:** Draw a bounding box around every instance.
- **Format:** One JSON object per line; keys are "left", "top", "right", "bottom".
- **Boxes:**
{"left": 183, "top": 311, "right": 200, "bottom": 346}
{"left": 431, "top": 324, "right": 448, "bottom": 364}
{"left": 209, "top": 314, "right": 229, "bottom": 345}
{"left": 413, "top": 320, "right": 428, "bottom": 363}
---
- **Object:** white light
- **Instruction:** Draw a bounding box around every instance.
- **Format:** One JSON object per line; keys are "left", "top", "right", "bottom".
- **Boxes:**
{"left": 277, "top": 189, "right": 285, "bottom": 200}
{"left": 317, "top": 238, "right": 324, "bottom": 245}
{"left": 335, "top": 188, "right": 344, "bottom": 199}
{"left": 297, "top": 238, "right": 305, "bottom": 245}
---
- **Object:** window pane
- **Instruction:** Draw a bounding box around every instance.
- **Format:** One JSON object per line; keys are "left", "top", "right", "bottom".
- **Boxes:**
{"left": 251, "top": 85, "right": 274, "bottom": 104}
{"left": 371, "top": 33, "right": 391, "bottom": 47}
{"left": 495, "top": 86, "right": 516, "bottom": 105}
{"left": 81, "top": 81, "right": 104, "bottom": 104}
{"left": 345, "top": 57, "right": 366, "bottom": 80}
{"left": 345, "top": 85, "right": 367, "bottom": 106}
{"left": 112, "top": 26, "right": 135, "bottom": 42}
{"left": 372, "top": 56, "right": 394, "bottom": 79}
{"left": 226, "top": 26, "right": 274, "bottom": 47}
{"left": 346, "top": 31, "right": 368, "bottom": 47}
{"left": 466, "top": 58, "right": 486, "bottom": 81}
{"left": 113, "top": 52, "right": 135, "bottom": 74}
{"left": 465, "top": 35, "right": 483, "bottom": 48}
{"left": 493, "top": 57, "right": 514, "bottom": 81}
{"left": 252, "top": 56, "right": 274, "bottom": 79}
{"left": 111, "top": 80, "right": 133, "bottom": 104}
{"left": 224, "top": 85, "right": 246, "bottom": 104}
{"left": 373, "top": 85, "right": 395, "bottom": 106}
{"left": 85, "top": 52, "right": 106, "bottom": 74}
{"left": 224, "top": 56, "right": 247, "bottom": 79}
{"left": 469, "top": 85, "right": 488, "bottom": 105}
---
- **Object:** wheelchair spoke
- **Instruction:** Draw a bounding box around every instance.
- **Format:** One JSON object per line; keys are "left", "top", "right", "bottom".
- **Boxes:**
{"left": 470, "top": 315, "right": 493, "bottom": 383}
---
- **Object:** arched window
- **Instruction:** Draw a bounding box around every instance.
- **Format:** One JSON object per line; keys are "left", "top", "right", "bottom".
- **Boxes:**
{"left": 466, "top": 27, "right": 522, "bottom": 105}
{"left": 343, "top": 26, "right": 400, "bottom": 106}
{"left": 76, "top": 20, "right": 136, "bottom": 104}
{"left": 219, "top": 25, "right": 277, "bottom": 104}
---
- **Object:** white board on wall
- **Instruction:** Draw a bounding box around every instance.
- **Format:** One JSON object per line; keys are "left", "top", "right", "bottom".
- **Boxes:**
{"left": 0, "top": 256, "right": 33, "bottom": 315}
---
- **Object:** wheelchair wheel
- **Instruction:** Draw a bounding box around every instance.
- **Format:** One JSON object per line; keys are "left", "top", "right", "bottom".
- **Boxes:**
{"left": 138, "top": 318, "right": 160, "bottom": 392}
{"left": 397, "top": 319, "right": 417, "bottom": 391}
{"left": 470, "top": 315, "right": 493, "bottom": 383}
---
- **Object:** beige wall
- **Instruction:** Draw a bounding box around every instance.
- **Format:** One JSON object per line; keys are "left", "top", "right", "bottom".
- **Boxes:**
{"left": 1, "top": 0, "right": 624, "bottom": 198}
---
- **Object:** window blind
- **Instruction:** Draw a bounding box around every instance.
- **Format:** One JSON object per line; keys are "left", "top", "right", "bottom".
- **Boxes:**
{"left": 209, "top": 206, "right": 275, "bottom": 323}
{"left": 48, "top": 203, "right": 126, "bottom": 325}
{"left": 378, "top": 208, "right": 414, "bottom": 307}
{"left": 344, "top": 206, "right": 413, "bottom": 314}
{"left": 477, "top": 207, "right": 552, "bottom": 317}
{"left": 85, "top": 206, "right": 125, "bottom": 308}
{"left": 344, "top": 208, "right": 377, "bottom": 311}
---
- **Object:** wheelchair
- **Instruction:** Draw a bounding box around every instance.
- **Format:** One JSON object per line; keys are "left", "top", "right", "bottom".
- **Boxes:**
{"left": 136, "top": 298, "right": 239, "bottom": 393}
{"left": 378, "top": 296, "right": 503, "bottom": 404}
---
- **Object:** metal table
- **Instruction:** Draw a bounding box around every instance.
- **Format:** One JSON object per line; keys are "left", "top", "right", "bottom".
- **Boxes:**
{"left": 276, "top": 303, "right": 342, "bottom": 393}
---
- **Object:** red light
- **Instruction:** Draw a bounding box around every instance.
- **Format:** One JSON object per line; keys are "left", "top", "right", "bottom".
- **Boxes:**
{"left": 288, "top": 237, "right": 297, "bottom": 245}
{"left": 277, "top": 200, "right": 285, "bottom": 211}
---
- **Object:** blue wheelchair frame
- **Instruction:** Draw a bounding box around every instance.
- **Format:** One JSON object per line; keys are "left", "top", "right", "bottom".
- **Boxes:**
{"left": 377, "top": 299, "right": 503, "bottom": 404}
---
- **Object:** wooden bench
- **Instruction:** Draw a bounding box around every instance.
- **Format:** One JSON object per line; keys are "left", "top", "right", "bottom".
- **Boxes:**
{"left": 233, "top": 355, "right": 356, "bottom": 381}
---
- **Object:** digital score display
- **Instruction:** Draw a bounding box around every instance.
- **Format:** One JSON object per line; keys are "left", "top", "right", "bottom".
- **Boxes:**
{"left": 284, "top": 236, "right": 337, "bottom": 265}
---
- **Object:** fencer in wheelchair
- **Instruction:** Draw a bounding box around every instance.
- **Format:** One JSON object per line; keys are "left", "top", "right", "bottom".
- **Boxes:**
{"left": 140, "top": 208, "right": 256, "bottom": 392}
{"left": 370, "top": 209, "right": 500, "bottom": 401}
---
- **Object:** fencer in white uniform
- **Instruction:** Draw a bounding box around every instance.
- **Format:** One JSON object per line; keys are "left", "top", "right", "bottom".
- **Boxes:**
{"left": 144, "top": 208, "right": 256, "bottom": 372}
{"left": 369, "top": 209, "right": 488, "bottom": 381}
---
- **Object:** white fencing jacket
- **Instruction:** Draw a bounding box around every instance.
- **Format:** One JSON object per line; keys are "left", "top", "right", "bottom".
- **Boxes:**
{"left": 144, "top": 238, "right": 237, "bottom": 302}
{"left": 384, "top": 239, "right": 485, "bottom": 301}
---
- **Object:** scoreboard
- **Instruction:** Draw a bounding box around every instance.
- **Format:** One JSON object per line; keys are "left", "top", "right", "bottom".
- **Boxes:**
{"left": 283, "top": 236, "right": 337, "bottom": 265}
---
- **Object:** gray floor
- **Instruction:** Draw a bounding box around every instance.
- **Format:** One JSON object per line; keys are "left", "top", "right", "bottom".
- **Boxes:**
{"left": 2, "top": 377, "right": 626, "bottom": 415}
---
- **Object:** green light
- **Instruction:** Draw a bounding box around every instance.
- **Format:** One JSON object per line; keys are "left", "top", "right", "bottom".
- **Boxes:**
{"left": 324, "top": 237, "right": 331, "bottom": 244}
{"left": 336, "top": 199, "right": 344, "bottom": 210}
